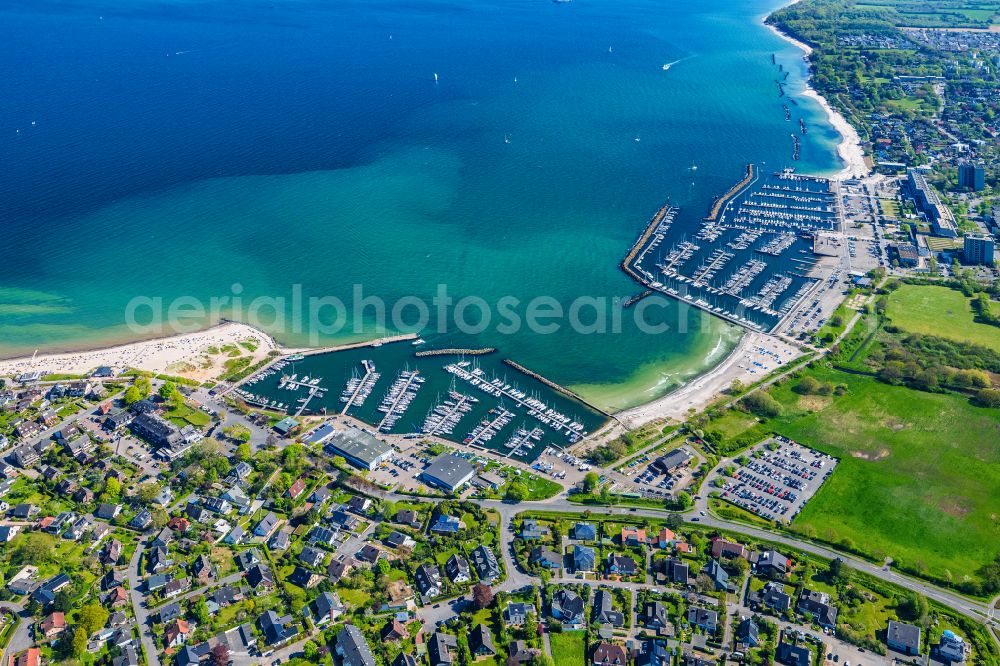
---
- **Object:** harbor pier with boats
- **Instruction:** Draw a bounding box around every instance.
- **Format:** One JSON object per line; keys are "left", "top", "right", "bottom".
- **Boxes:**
{"left": 622, "top": 165, "right": 843, "bottom": 332}
{"left": 232, "top": 339, "right": 608, "bottom": 463}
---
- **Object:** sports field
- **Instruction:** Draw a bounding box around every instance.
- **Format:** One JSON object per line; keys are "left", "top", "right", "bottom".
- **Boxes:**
{"left": 768, "top": 367, "right": 1000, "bottom": 584}
{"left": 886, "top": 284, "right": 1000, "bottom": 352}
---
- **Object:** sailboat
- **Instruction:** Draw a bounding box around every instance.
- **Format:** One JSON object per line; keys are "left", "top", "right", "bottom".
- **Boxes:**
{"left": 433, "top": 72, "right": 439, "bottom": 82}
{"left": 608, "top": 46, "right": 613, "bottom": 53}
{"left": 513, "top": 76, "right": 518, "bottom": 83}
{"left": 504, "top": 135, "right": 511, "bottom": 144}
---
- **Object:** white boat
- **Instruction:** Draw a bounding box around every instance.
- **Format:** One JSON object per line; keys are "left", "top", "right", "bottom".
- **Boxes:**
{"left": 433, "top": 72, "right": 439, "bottom": 82}
{"left": 412, "top": 338, "right": 426, "bottom": 346}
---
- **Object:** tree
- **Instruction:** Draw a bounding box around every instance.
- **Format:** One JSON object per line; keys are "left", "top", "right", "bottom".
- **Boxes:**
{"left": 302, "top": 641, "right": 318, "bottom": 661}
{"left": 828, "top": 557, "right": 847, "bottom": 583}
{"left": 136, "top": 482, "right": 162, "bottom": 506}
{"left": 123, "top": 386, "right": 142, "bottom": 406}
{"left": 103, "top": 477, "right": 121, "bottom": 499}
{"left": 676, "top": 491, "right": 693, "bottom": 509}
{"left": 505, "top": 481, "right": 529, "bottom": 502}
{"left": 211, "top": 644, "right": 231, "bottom": 666}
{"left": 192, "top": 597, "right": 210, "bottom": 625}
{"left": 472, "top": 583, "right": 494, "bottom": 610}
{"left": 78, "top": 603, "right": 110, "bottom": 635}
{"left": 975, "top": 388, "right": 1000, "bottom": 408}
{"left": 235, "top": 443, "right": 252, "bottom": 461}
{"left": 582, "top": 472, "right": 599, "bottom": 493}
{"left": 72, "top": 626, "right": 89, "bottom": 657}
{"left": 159, "top": 381, "right": 178, "bottom": 401}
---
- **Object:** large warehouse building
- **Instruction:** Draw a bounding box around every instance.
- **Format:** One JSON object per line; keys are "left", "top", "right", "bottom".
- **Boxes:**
{"left": 323, "top": 428, "right": 394, "bottom": 470}
{"left": 420, "top": 454, "right": 477, "bottom": 492}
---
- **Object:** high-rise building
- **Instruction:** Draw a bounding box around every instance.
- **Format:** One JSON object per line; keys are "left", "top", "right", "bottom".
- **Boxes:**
{"left": 964, "top": 233, "right": 995, "bottom": 266}
{"left": 958, "top": 163, "right": 985, "bottom": 192}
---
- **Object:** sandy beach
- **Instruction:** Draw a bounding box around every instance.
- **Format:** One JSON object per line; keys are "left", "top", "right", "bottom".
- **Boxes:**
{"left": 0, "top": 322, "right": 281, "bottom": 381}
{"left": 615, "top": 330, "right": 801, "bottom": 428}
{"left": 764, "top": 7, "right": 871, "bottom": 181}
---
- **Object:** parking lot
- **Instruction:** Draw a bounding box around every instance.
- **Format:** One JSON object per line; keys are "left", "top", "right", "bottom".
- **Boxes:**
{"left": 713, "top": 437, "right": 837, "bottom": 523}
{"left": 613, "top": 445, "right": 700, "bottom": 499}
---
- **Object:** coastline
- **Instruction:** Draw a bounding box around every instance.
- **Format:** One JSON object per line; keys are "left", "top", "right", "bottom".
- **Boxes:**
{"left": 0, "top": 2, "right": 855, "bottom": 425}
{"left": 763, "top": 3, "right": 871, "bottom": 181}
{"left": 0, "top": 322, "right": 283, "bottom": 380}
{"left": 614, "top": 330, "right": 801, "bottom": 427}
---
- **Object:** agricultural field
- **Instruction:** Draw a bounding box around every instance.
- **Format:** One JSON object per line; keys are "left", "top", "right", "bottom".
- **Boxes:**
{"left": 766, "top": 366, "right": 1000, "bottom": 586}
{"left": 885, "top": 284, "right": 1000, "bottom": 352}
{"left": 854, "top": 0, "right": 1000, "bottom": 28}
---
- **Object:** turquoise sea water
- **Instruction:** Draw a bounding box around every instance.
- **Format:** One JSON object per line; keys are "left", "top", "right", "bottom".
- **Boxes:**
{"left": 0, "top": 0, "right": 842, "bottom": 411}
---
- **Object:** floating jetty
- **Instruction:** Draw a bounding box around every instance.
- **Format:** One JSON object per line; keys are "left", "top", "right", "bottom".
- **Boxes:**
{"left": 377, "top": 369, "right": 425, "bottom": 432}
{"left": 464, "top": 407, "right": 514, "bottom": 445}
{"left": 445, "top": 362, "right": 595, "bottom": 441}
{"left": 422, "top": 389, "right": 478, "bottom": 437}
{"left": 340, "top": 360, "right": 380, "bottom": 414}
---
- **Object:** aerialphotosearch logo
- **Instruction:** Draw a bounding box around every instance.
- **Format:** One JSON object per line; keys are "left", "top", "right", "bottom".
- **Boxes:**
{"left": 124, "top": 283, "right": 714, "bottom": 344}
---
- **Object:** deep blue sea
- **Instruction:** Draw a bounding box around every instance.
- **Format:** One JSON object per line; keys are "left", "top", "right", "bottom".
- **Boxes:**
{"left": 0, "top": 0, "right": 843, "bottom": 410}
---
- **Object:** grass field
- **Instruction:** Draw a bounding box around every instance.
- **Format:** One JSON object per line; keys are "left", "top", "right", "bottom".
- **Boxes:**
{"left": 549, "top": 630, "right": 586, "bottom": 664}
{"left": 769, "top": 366, "right": 1000, "bottom": 583}
{"left": 886, "top": 284, "right": 1000, "bottom": 352}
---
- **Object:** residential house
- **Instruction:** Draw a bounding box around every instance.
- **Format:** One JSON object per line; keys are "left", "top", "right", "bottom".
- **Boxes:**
{"left": 574, "top": 545, "right": 596, "bottom": 573}
{"left": 428, "top": 632, "right": 459, "bottom": 666}
{"left": 607, "top": 553, "right": 637, "bottom": 577}
{"left": 777, "top": 643, "right": 812, "bottom": 666}
{"left": 520, "top": 518, "right": 549, "bottom": 540}
{"left": 529, "top": 546, "right": 561, "bottom": 570}
{"left": 471, "top": 544, "right": 501, "bottom": 582}
{"left": 41, "top": 612, "right": 67, "bottom": 638}
{"left": 755, "top": 550, "right": 789, "bottom": 578}
{"left": 335, "top": 624, "right": 377, "bottom": 666}
{"left": 415, "top": 564, "right": 443, "bottom": 598}
{"left": 622, "top": 526, "right": 647, "bottom": 546}
{"left": 710, "top": 537, "right": 747, "bottom": 559}
{"left": 258, "top": 610, "right": 298, "bottom": 646}
{"left": 687, "top": 607, "right": 719, "bottom": 633}
{"left": 288, "top": 566, "right": 323, "bottom": 589}
{"left": 593, "top": 642, "right": 628, "bottom": 666}
{"left": 246, "top": 563, "right": 275, "bottom": 595}
{"left": 736, "top": 618, "right": 760, "bottom": 648}
{"left": 445, "top": 554, "right": 470, "bottom": 583}
{"left": 704, "top": 559, "right": 732, "bottom": 592}
{"left": 253, "top": 512, "right": 279, "bottom": 537}
{"left": 311, "top": 591, "right": 344, "bottom": 626}
{"left": 592, "top": 590, "right": 624, "bottom": 627}
{"left": 645, "top": 601, "right": 672, "bottom": 633}
{"left": 551, "top": 588, "right": 585, "bottom": 626}
{"left": 797, "top": 589, "right": 838, "bottom": 628}
{"left": 165, "top": 619, "right": 192, "bottom": 648}
{"left": 299, "top": 546, "right": 328, "bottom": 569}
{"left": 574, "top": 522, "right": 597, "bottom": 540}
{"left": 96, "top": 503, "right": 121, "bottom": 520}
{"left": 887, "top": 621, "right": 921, "bottom": 656}
{"left": 503, "top": 601, "right": 535, "bottom": 626}
{"left": 469, "top": 624, "right": 496, "bottom": 659}
{"left": 754, "top": 581, "right": 792, "bottom": 613}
